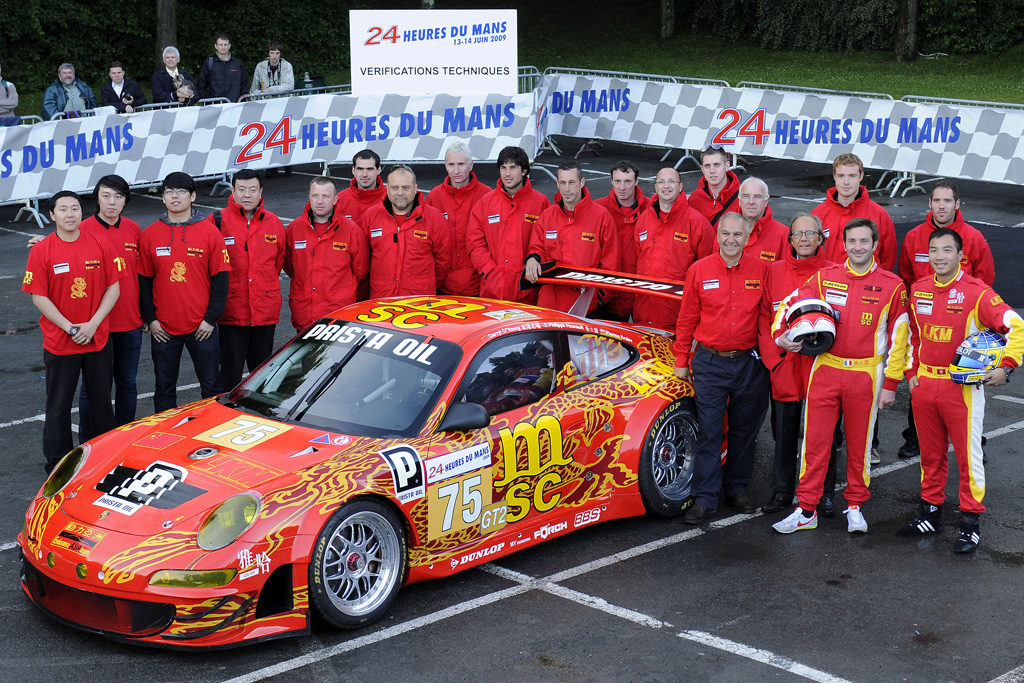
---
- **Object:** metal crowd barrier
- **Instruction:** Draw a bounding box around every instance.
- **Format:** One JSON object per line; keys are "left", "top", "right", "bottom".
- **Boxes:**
{"left": 736, "top": 81, "right": 895, "bottom": 101}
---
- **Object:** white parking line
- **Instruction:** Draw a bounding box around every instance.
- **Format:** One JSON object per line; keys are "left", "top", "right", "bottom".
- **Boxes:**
{"left": 0, "top": 383, "right": 200, "bottom": 430}
{"left": 990, "top": 663, "right": 1024, "bottom": 682}
{"left": 778, "top": 195, "right": 821, "bottom": 204}
{"left": 677, "top": 630, "right": 853, "bottom": 683}
{"left": 993, "top": 395, "right": 1024, "bottom": 405}
{"left": 0, "top": 225, "right": 40, "bottom": 237}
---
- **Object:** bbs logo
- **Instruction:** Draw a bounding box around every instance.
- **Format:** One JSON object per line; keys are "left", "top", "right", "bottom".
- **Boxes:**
{"left": 574, "top": 508, "right": 601, "bottom": 528}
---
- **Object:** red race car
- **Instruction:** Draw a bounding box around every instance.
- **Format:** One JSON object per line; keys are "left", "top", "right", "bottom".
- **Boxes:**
{"left": 20, "top": 266, "right": 696, "bottom": 648}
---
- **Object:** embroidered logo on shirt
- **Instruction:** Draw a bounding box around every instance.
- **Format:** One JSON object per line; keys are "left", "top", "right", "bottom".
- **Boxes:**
{"left": 187, "top": 247, "right": 204, "bottom": 257}
{"left": 85, "top": 260, "right": 101, "bottom": 270}
{"left": 914, "top": 253, "right": 929, "bottom": 262}
{"left": 745, "top": 279, "right": 761, "bottom": 290}
{"left": 23, "top": 271, "right": 33, "bottom": 285}
{"left": 759, "top": 250, "right": 775, "bottom": 261}
{"left": 860, "top": 312, "right": 873, "bottom": 325}
{"left": 639, "top": 230, "right": 648, "bottom": 242}
{"left": 125, "top": 242, "right": 138, "bottom": 251}
{"left": 70, "top": 277, "right": 87, "bottom": 299}
{"left": 333, "top": 242, "right": 348, "bottom": 251}
{"left": 581, "top": 232, "right": 596, "bottom": 242}
{"left": 702, "top": 279, "right": 720, "bottom": 290}
{"left": 170, "top": 262, "right": 187, "bottom": 283}
{"left": 948, "top": 288, "right": 965, "bottom": 304}
{"left": 913, "top": 291, "right": 933, "bottom": 299}
{"left": 442, "top": 212, "right": 449, "bottom": 220}
{"left": 825, "top": 290, "right": 848, "bottom": 306}
{"left": 265, "top": 234, "right": 277, "bottom": 243}
{"left": 674, "top": 232, "right": 688, "bottom": 242}
{"left": 861, "top": 296, "right": 879, "bottom": 305}
{"left": 222, "top": 249, "right": 230, "bottom": 264}
{"left": 864, "top": 285, "right": 882, "bottom": 292}
{"left": 53, "top": 263, "right": 70, "bottom": 274}
{"left": 525, "top": 214, "right": 539, "bottom": 223}
{"left": 414, "top": 229, "right": 429, "bottom": 240}
{"left": 923, "top": 324, "right": 953, "bottom": 342}
{"left": 990, "top": 294, "right": 1004, "bottom": 306}
{"left": 821, "top": 280, "right": 847, "bottom": 290}
{"left": 294, "top": 240, "right": 307, "bottom": 249}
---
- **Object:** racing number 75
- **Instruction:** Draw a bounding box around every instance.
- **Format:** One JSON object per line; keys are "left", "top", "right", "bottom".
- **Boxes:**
{"left": 209, "top": 419, "right": 279, "bottom": 446}
{"left": 437, "top": 474, "right": 483, "bottom": 532}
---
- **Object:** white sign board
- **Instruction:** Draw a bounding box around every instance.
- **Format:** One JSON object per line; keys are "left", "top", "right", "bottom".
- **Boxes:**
{"left": 350, "top": 9, "right": 518, "bottom": 96}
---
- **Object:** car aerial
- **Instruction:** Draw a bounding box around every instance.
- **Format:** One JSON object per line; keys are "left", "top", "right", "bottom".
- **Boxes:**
{"left": 20, "top": 274, "right": 697, "bottom": 649}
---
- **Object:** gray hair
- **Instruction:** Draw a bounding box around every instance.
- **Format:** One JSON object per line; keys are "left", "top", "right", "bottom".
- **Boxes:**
{"left": 162, "top": 46, "right": 180, "bottom": 59}
{"left": 58, "top": 63, "right": 75, "bottom": 74}
{"left": 789, "top": 212, "right": 824, "bottom": 236}
{"left": 444, "top": 141, "right": 473, "bottom": 162}
{"left": 740, "top": 176, "right": 769, "bottom": 198}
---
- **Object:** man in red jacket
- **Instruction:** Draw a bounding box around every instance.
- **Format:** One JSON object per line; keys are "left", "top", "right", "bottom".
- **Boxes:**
{"left": 674, "top": 212, "right": 770, "bottom": 523}
{"left": 336, "top": 148, "right": 386, "bottom": 228}
{"left": 758, "top": 213, "right": 835, "bottom": 513}
{"left": 426, "top": 142, "right": 490, "bottom": 296}
{"left": 897, "top": 228, "right": 1022, "bottom": 553}
{"left": 812, "top": 153, "right": 897, "bottom": 270}
{"left": 217, "top": 169, "right": 286, "bottom": 390}
{"left": 895, "top": 180, "right": 995, "bottom": 459}
{"left": 688, "top": 146, "right": 741, "bottom": 227}
{"left": 467, "top": 145, "right": 550, "bottom": 303}
{"left": 284, "top": 176, "right": 369, "bottom": 331}
{"left": 771, "top": 218, "right": 909, "bottom": 535}
{"left": 738, "top": 177, "right": 788, "bottom": 262}
{"left": 364, "top": 165, "right": 452, "bottom": 298}
{"left": 524, "top": 161, "right": 621, "bottom": 312}
{"left": 633, "top": 167, "right": 714, "bottom": 330}
{"left": 594, "top": 160, "right": 651, "bottom": 319}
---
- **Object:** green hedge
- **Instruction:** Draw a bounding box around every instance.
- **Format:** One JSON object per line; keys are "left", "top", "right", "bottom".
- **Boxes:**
{"left": 918, "top": 0, "right": 1024, "bottom": 54}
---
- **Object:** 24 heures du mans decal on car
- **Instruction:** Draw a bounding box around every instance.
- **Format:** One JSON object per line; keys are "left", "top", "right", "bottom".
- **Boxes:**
{"left": 20, "top": 268, "right": 698, "bottom": 649}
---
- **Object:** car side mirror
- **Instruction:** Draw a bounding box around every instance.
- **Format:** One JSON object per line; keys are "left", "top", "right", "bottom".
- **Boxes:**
{"left": 438, "top": 402, "right": 490, "bottom": 432}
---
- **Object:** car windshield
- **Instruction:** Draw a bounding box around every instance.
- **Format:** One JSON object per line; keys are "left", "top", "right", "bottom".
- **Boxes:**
{"left": 229, "top": 320, "right": 461, "bottom": 438}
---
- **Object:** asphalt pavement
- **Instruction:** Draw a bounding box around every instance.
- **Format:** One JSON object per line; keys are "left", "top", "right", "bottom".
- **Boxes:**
{"left": 0, "top": 139, "right": 1022, "bottom": 682}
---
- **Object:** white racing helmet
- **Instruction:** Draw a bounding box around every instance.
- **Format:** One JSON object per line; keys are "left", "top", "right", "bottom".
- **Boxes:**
{"left": 950, "top": 330, "right": 1006, "bottom": 385}
{"left": 785, "top": 298, "right": 838, "bottom": 356}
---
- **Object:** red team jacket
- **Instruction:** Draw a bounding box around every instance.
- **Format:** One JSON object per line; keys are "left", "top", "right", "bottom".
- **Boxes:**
{"left": 363, "top": 194, "right": 452, "bottom": 298}
{"left": 595, "top": 187, "right": 652, "bottom": 318}
{"left": 425, "top": 173, "right": 490, "bottom": 296}
{"left": 466, "top": 178, "right": 550, "bottom": 303}
{"left": 284, "top": 204, "right": 370, "bottom": 330}
{"left": 687, "top": 171, "right": 741, "bottom": 226}
{"left": 527, "top": 187, "right": 621, "bottom": 312}
{"left": 898, "top": 210, "right": 995, "bottom": 288}
{"left": 79, "top": 214, "right": 142, "bottom": 332}
{"left": 813, "top": 186, "right": 898, "bottom": 271}
{"left": 218, "top": 196, "right": 287, "bottom": 327}
{"left": 633, "top": 199, "right": 715, "bottom": 331}
{"left": 744, "top": 206, "right": 789, "bottom": 263}
{"left": 336, "top": 176, "right": 387, "bottom": 228}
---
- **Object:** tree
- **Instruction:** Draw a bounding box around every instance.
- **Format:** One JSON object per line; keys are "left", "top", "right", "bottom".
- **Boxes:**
{"left": 661, "top": 0, "right": 674, "bottom": 39}
{"left": 157, "top": 0, "right": 177, "bottom": 65}
{"left": 896, "top": 0, "right": 918, "bottom": 62}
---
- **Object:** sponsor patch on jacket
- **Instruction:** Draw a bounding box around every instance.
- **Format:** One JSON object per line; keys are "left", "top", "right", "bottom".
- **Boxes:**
{"left": 946, "top": 305, "right": 963, "bottom": 315}
{"left": 923, "top": 324, "right": 954, "bottom": 342}
{"left": 581, "top": 232, "right": 596, "bottom": 242}
{"left": 545, "top": 230, "right": 557, "bottom": 239}
{"left": 744, "top": 279, "right": 762, "bottom": 290}
{"left": 674, "top": 232, "right": 688, "bottom": 242}
{"left": 85, "top": 260, "right": 101, "bottom": 270}
{"left": 913, "top": 290, "right": 932, "bottom": 299}
{"left": 187, "top": 247, "right": 205, "bottom": 257}
{"left": 915, "top": 253, "right": 929, "bottom": 262}
{"left": 224, "top": 236, "right": 235, "bottom": 245}
{"left": 991, "top": 294, "right": 1004, "bottom": 306}
{"left": 864, "top": 284, "right": 882, "bottom": 292}
{"left": 861, "top": 296, "right": 880, "bottom": 305}
{"left": 825, "top": 290, "right": 848, "bottom": 306}
{"left": 760, "top": 250, "right": 776, "bottom": 260}
{"left": 525, "top": 214, "right": 539, "bottom": 223}
{"left": 821, "top": 280, "right": 847, "bottom": 290}
{"left": 488, "top": 214, "right": 500, "bottom": 224}
{"left": 332, "top": 242, "right": 348, "bottom": 251}
{"left": 702, "top": 279, "right": 720, "bottom": 290}
{"left": 639, "top": 230, "right": 648, "bottom": 242}
{"left": 370, "top": 228, "right": 383, "bottom": 238}
{"left": 916, "top": 300, "right": 933, "bottom": 315}
{"left": 294, "top": 240, "right": 307, "bottom": 249}
{"left": 155, "top": 247, "right": 171, "bottom": 257}
{"left": 125, "top": 242, "right": 138, "bottom": 251}
{"left": 53, "top": 262, "right": 70, "bottom": 274}
{"left": 414, "top": 229, "right": 429, "bottom": 240}
{"left": 265, "top": 234, "right": 277, "bottom": 243}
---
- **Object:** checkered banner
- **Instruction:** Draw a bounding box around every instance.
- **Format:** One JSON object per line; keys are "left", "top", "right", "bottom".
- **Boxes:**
{"left": 0, "top": 91, "right": 537, "bottom": 201}
{"left": 538, "top": 73, "right": 1024, "bottom": 186}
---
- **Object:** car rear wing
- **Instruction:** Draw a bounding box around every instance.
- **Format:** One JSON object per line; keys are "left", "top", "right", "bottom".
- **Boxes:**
{"left": 519, "top": 262, "right": 686, "bottom": 300}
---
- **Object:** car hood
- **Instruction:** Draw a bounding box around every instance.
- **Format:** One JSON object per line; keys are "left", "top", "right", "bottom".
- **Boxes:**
{"left": 59, "top": 399, "right": 364, "bottom": 535}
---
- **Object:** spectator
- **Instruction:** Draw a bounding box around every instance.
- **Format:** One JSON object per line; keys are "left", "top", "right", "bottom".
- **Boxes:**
{"left": 0, "top": 58, "right": 20, "bottom": 120}
{"left": 22, "top": 191, "right": 121, "bottom": 473}
{"left": 524, "top": 161, "right": 621, "bottom": 313}
{"left": 42, "top": 63, "right": 97, "bottom": 120}
{"left": 363, "top": 165, "right": 452, "bottom": 298}
{"left": 738, "top": 177, "right": 789, "bottom": 262}
{"left": 217, "top": 170, "right": 287, "bottom": 391}
{"left": 594, "top": 160, "right": 651, "bottom": 320}
{"left": 138, "top": 172, "right": 229, "bottom": 412}
{"left": 426, "top": 142, "right": 490, "bottom": 296}
{"left": 688, "top": 146, "right": 741, "bottom": 227}
{"left": 467, "top": 145, "right": 551, "bottom": 304}
{"left": 284, "top": 177, "right": 369, "bottom": 331}
{"left": 100, "top": 61, "right": 147, "bottom": 114}
{"left": 152, "top": 46, "right": 197, "bottom": 105}
{"left": 250, "top": 41, "right": 294, "bottom": 95}
{"left": 198, "top": 33, "right": 247, "bottom": 102}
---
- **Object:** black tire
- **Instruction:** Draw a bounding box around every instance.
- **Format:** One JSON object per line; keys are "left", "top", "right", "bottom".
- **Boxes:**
{"left": 638, "top": 399, "right": 698, "bottom": 517}
{"left": 309, "top": 498, "right": 407, "bottom": 629}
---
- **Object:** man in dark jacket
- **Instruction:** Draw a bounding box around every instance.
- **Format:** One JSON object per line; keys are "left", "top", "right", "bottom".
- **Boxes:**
{"left": 42, "top": 63, "right": 97, "bottom": 120}
{"left": 198, "top": 33, "right": 247, "bottom": 102}
{"left": 152, "top": 46, "right": 197, "bottom": 105}
{"left": 100, "top": 61, "right": 147, "bottom": 113}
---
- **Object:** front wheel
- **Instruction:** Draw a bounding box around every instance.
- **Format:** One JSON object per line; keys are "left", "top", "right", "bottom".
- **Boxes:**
{"left": 638, "top": 399, "right": 698, "bottom": 517}
{"left": 309, "top": 499, "right": 407, "bottom": 629}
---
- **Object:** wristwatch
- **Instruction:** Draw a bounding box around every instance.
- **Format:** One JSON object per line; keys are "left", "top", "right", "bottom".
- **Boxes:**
{"left": 1003, "top": 365, "right": 1014, "bottom": 381}
{"left": 68, "top": 326, "right": 80, "bottom": 337}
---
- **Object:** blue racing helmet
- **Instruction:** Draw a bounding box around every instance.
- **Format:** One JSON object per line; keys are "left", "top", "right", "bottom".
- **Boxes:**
{"left": 949, "top": 330, "right": 1006, "bottom": 385}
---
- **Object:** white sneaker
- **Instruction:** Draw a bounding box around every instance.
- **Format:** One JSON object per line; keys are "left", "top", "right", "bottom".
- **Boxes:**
{"left": 773, "top": 508, "right": 818, "bottom": 534}
{"left": 845, "top": 505, "right": 868, "bottom": 533}
{"left": 869, "top": 448, "right": 881, "bottom": 465}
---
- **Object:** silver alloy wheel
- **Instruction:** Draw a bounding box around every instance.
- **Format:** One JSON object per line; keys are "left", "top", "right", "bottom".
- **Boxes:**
{"left": 649, "top": 411, "right": 697, "bottom": 500}
{"left": 320, "top": 509, "right": 402, "bottom": 617}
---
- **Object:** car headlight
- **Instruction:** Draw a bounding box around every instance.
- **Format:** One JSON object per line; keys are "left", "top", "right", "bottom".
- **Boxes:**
{"left": 149, "top": 568, "right": 238, "bottom": 588}
{"left": 43, "top": 445, "right": 89, "bottom": 498}
{"left": 197, "top": 493, "right": 261, "bottom": 550}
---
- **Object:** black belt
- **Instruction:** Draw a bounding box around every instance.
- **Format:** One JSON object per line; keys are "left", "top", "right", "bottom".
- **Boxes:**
{"left": 698, "top": 343, "right": 750, "bottom": 359}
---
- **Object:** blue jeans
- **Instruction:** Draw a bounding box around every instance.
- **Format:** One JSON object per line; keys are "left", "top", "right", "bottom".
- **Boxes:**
{"left": 79, "top": 326, "right": 142, "bottom": 442}
{"left": 151, "top": 327, "right": 222, "bottom": 413}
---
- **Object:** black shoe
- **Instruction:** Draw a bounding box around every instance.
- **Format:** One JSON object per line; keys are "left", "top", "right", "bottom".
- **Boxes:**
{"left": 819, "top": 496, "right": 836, "bottom": 517}
{"left": 898, "top": 441, "right": 920, "bottom": 459}
{"left": 725, "top": 493, "right": 756, "bottom": 514}
{"left": 896, "top": 500, "right": 944, "bottom": 537}
{"left": 954, "top": 512, "right": 981, "bottom": 553}
{"left": 761, "top": 492, "right": 793, "bottom": 514}
{"left": 683, "top": 503, "right": 714, "bottom": 524}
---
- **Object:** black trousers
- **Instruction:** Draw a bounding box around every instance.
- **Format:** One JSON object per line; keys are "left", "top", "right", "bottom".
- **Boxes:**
{"left": 219, "top": 323, "right": 277, "bottom": 392}
{"left": 773, "top": 398, "right": 838, "bottom": 497}
{"left": 43, "top": 344, "right": 114, "bottom": 472}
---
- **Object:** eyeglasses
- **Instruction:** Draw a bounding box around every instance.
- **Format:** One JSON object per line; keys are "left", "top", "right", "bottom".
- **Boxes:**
{"left": 654, "top": 179, "right": 680, "bottom": 186}
{"left": 740, "top": 194, "right": 765, "bottom": 201}
{"left": 790, "top": 230, "right": 823, "bottom": 239}
{"left": 163, "top": 188, "right": 190, "bottom": 197}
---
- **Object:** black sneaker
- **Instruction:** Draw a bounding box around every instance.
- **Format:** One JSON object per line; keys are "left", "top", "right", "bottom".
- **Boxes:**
{"left": 896, "top": 501, "right": 944, "bottom": 537}
{"left": 954, "top": 513, "right": 981, "bottom": 554}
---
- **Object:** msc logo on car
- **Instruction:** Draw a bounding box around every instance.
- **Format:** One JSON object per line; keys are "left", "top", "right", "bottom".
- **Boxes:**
{"left": 494, "top": 415, "right": 574, "bottom": 523}
{"left": 380, "top": 445, "right": 425, "bottom": 503}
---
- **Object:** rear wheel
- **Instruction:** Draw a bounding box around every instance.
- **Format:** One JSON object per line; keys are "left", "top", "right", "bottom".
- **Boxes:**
{"left": 309, "top": 499, "right": 406, "bottom": 629}
{"left": 638, "top": 399, "right": 698, "bottom": 517}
